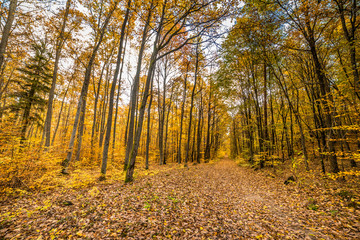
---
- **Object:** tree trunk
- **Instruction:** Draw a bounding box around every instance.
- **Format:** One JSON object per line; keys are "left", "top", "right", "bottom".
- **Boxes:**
{"left": 204, "top": 83, "right": 211, "bottom": 162}
{"left": 271, "top": 64, "right": 311, "bottom": 170}
{"left": 157, "top": 68, "right": 165, "bottom": 165}
{"left": 247, "top": 100, "right": 254, "bottom": 163}
{"left": 125, "top": 0, "right": 165, "bottom": 182}
{"left": 101, "top": 0, "right": 131, "bottom": 177}
{"left": 113, "top": 29, "right": 129, "bottom": 151}
{"left": 335, "top": 0, "right": 360, "bottom": 99}
{"left": 305, "top": 16, "right": 339, "bottom": 173}
{"left": 61, "top": 99, "right": 72, "bottom": 144}
{"left": 177, "top": 70, "right": 188, "bottom": 163}
{"left": 196, "top": 89, "right": 203, "bottom": 163}
{"left": 124, "top": 1, "right": 153, "bottom": 170}
{"left": 52, "top": 75, "right": 73, "bottom": 145}
{"left": 61, "top": 1, "right": 119, "bottom": 173}
{"left": 145, "top": 77, "right": 154, "bottom": 170}
{"left": 91, "top": 62, "right": 106, "bottom": 156}
{"left": 124, "top": 98, "right": 131, "bottom": 146}
{"left": 125, "top": 32, "right": 158, "bottom": 182}
{"left": 98, "top": 68, "right": 111, "bottom": 153}
{"left": 164, "top": 85, "right": 174, "bottom": 164}
{"left": 185, "top": 41, "right": 200, "bottom": 167}
{"left": 263, "top": 62, "right": 269, "bottom": 157}
{"left": 21, "top": 86, "right": 35, "bottom": 141}
{"left": 0, "top": 0, "right": 17, "bottom": 74}
{"left": 43, "top": 0, "right": 71, "bottom": 147}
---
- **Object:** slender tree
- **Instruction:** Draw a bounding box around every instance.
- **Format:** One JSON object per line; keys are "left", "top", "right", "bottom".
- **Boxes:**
{"left": 43, "top": 0, "right": 72, "bottom": 147}
{"left": 101, "top": 0, "right": 131, "bottom": 177}
{"left": 62, "top": 0, "right": 120, "bottom": 174}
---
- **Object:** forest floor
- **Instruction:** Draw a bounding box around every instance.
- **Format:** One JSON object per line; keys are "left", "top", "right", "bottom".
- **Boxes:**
{"left": 1, "top": 158, "right": 359, "bottom": 239}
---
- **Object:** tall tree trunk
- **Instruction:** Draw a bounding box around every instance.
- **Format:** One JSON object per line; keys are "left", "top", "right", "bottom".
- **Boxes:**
{"left": 113, "top": 29, "right": 129, "bottom": 151}
{"left": 196, "top": 89, "right": 203, "bottom": 163}
{"left": 185, "top": 41, "right": 200, "bottom": 167}
{"left": 335, "top": 0, "right": 360, "bottom": 99}
{"left": 290, "top": 109, "right": 294, "bottom": 157}
{"left": 125, "top": 32, "right": 158, "bottom": 181}
{"left": 164, "top": 85, "right": 174, "bottom": 164}
{"left": 0, "top": 0, "right": 17, "bottom": 74}
{"left": 145, "top": 77, "right": 154, "bottom": 170}
{"left": 191, "top": 116, "right": 197, "bottom": 162}
{"left": 124, "top": 1, "right": 153, "bottom": 170}
{"left": 61, "top": 99, "right": 72, "bottom": 144}
{"left": 247, "top": 100, "right": 254, "bottom": 163}
{"left": 125, "top": 0, "right": 165, "bottom": 182}
{"left": 272, "top": 64, "right": 311, "bottom": 170}
{"left": 157, "top": 69, "right": 165, "bottom": 165}
{"left": 231, "top": 118, "right": 238, "bottom": 158}
{"left": 177, "top": 69, "right": 188, "bottom": 163}
{"left": 43, "top": 0, "right": 71, "bottom": 147}
{"left": 124, "top": 98, "right": 131, "bottom": 146}
{"left": 21, "top": 86, "right": 35, "bottom": 141}
{"left": 52, "top": 75, "right": 73, "bottom": 145}
{"left": 204, "top": 83, "right": 211, "bottom": 162}
{"left": 305, "top": 13, "right": 339, "bottom": 173}
{"left": 270, "top": 90, "right": 276, "bottom": 155}
{"left": 101, "top": 0, "right": 131, "bottom": 177}
{"left": 158, "top": 60, "right": 170, "bottom": 165}
{"left": 61, "top": 1, "right": 119, "bottom": 173}
{"left": 98, "top": 69, "right": 111, "bottom": 153}
{"left": 250, "top": 65, "right": 263, "bottom": 162}
{"left": 263, "top": 62, "right": 269, "bottom": 157}
{"left": 91, "top": 62, "right": 106, "bottom": 156}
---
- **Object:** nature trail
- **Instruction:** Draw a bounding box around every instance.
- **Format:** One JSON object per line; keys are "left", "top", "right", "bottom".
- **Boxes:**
{"left": 1, "top": 158, "right": 358, "bottom": 239}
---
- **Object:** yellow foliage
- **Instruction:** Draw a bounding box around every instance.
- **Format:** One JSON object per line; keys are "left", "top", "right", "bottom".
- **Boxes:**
{"left": 88, "top": 186, "right": 100, "bottom": 197}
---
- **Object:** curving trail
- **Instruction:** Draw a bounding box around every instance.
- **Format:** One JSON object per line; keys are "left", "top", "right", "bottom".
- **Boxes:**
{"left": 1, "top": 158, "right": 359, "bottom": 239}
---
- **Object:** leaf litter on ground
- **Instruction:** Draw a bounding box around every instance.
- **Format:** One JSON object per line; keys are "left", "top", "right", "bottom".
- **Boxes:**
{"left": 0, "top": 158, "right": 359, "bottom": 239}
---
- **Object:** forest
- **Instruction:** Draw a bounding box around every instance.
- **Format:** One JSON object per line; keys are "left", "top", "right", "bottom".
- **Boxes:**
{"left": 0, "top": 0, "right": 360, "bottom": 239}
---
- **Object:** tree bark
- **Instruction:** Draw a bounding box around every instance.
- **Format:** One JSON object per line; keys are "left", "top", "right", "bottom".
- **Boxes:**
{"left": 145, "top": 76, "right": 154, "bottom": 170}
{"left": 101, "top": 0, "right": 131, "bottom": 176}
{"left": 263, "top": 62, "right": 269, "bottom": 157}
{"left": 164, "top": 84, "right": 174, "bottom": 164}
{"left": 0, "top": 0, "right": 17, "bottom": 74}
{"left": 52, "top": 74, "right": 73, "bottom": 145}
{"left": 177, "top": 70, "right": 188, "bottom": 163}
{"left": 335, "top": 0, "right": 360, "bottom": 99}
{"left": 305, "top": 13, "right": 339, "bottom": 173}
{"left": 21, "top": 86, "right": 35, "bottom": 141}
{"left": 196, "top": 87, "right": 203, "bottom": 163}
{"left": 124, "top": 1, "right": 153, "bottom": 170}
{"left": 125, "top": 0, "right": 165, "bottom": 182}
{"left": 204, "top": 83, "right": 211, "bottom": 162}
{"left": 43, "top": 0, "right": 71, "bottom": 147}
{"left": 113, "top": 30, "right": 129, "bottom": 151}
{"left": 98, "top": 67, "right": 111, "bottom": 156}
{"left": 61, "top": 1, "right": 119, "bottom": 173}
{"left": 91, "top": 62, "right": 106, "bottom": 156}
{"left": 185, "top": 41, "right": 200, "bottom": 167}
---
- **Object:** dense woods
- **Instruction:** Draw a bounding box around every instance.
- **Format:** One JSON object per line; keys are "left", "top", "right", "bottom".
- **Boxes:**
{"left": 0, "top": 0, "right": 359, "bottom": 189}
{"left": 0, "top": 0, "right": 232, "bottom": 188}
{"left": 0, "top": 0, "right": 358, "bottom": 190}
{"left": 1, "top": 0, "right": 360, "bottom": 239}
{"left": 222, "top": 0, "right": 360, "bottom": 175}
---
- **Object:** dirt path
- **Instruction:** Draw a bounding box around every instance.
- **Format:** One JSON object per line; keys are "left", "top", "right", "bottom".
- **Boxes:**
{"left": 1, "top": 159, "right": 359, "bottom": 239}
